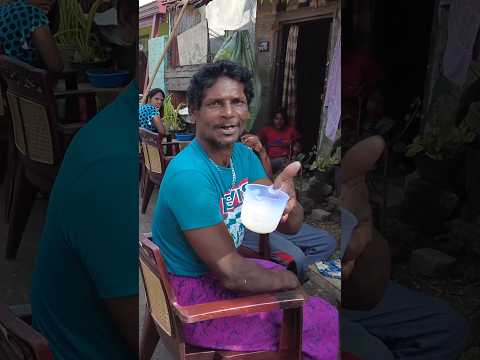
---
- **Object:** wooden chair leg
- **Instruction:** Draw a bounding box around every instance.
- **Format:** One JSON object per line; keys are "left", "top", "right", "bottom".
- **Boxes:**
{"left": 139, "top": 305, "right": 159, "bottom": 360}
{"left": 140, "top": 165, "right": 147, "bottom": 197}
{"left": 6, "top": 165, "right": 37, "bottom": 259}
{"left": 279, "top": 307, "right": 303, "bottom": 359}
{"left": 3, "top": 139, "right": 16, "bottom": 223}
{"left": 0, "top": 141, "right": 7, "bottom": 185}
{"left": 141, "top": 178, "right": 155, "bottom": 214}
{"left": 259, "top": 233, "right": 271, "bottom": 259}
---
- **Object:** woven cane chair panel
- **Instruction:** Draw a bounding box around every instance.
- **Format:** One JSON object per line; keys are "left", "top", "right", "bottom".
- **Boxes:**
{"left": 6, "top": 93, "right": 26, "bottom": 155}
{"left": 142, "top": 143, "right": 163, "bottom": 174}
{"left": 18, "top": 97, "right": 54, "bottom": 165}
{"left": 140, "top": 260, "right": 172, "bottom": 336}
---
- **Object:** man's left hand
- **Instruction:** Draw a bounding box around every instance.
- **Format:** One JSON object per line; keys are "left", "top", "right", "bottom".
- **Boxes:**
{"left": 273, "top": 161, "right": 301, "bottom": 223}
{"left": 241, "top": 134, "right": 264, "bottom": 155}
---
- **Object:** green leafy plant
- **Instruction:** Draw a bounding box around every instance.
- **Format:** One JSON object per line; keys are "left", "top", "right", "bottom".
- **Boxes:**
{"left": 406, "top": 122, "right": 476, "bottom": 160}
{"left": 55, "top": 0, "right": 106, "bottom": 63}
{"left": 162, "top": 95, "right": 185, "bottom": 133}
{"left": 298, "top": 145, "right": 340, "bottom": 173}
{"left": 310, "top": 146, "right": 341, "bottom": 172}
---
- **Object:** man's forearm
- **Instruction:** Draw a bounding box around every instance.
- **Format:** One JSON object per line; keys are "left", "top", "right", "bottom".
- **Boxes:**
{"left": 219, "top": 255, "right": 298, "bottom": 293}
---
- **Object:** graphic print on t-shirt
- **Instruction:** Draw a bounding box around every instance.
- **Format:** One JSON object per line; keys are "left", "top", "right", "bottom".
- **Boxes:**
{"left": 220, "top": 178, "right": 248, "bottom": 247}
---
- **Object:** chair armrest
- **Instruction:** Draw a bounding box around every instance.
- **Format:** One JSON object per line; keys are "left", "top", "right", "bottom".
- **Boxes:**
{"left": 173, "top": 289, "right": 305, "bottom": 323}
{"left": 56, "top": 122, "right": 84, "bottom": 135}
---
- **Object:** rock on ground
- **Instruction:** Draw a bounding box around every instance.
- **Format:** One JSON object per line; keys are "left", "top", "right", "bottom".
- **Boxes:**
{"left": 409, "top": 248, "right": 456, "bottom": 277}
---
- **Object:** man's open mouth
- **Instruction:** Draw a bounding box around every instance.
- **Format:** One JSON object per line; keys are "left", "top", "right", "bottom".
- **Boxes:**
{"left": 220, "top": 125, "right": 238, "bottom": 131}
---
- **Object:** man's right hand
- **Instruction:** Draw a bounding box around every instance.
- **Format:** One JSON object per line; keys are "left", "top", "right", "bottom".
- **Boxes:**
{"left": 273, "top": 269, "right": 300, "bottom": 290}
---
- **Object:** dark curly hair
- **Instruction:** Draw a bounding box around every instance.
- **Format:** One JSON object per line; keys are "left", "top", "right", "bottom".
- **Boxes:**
{"left": 187, "top": 60, "right": 255, "bottom": 111}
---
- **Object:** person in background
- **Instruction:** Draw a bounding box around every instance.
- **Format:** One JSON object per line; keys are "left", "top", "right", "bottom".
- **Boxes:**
{"left": 138, "top": 87, "right": 166, "bottom": 135}
{"left": 258, "top": 108, "right": 301, "bottom": 173}
{"left": 0, "top": 0, "right": 63, "bottom": 73}
{"left": 241, "top": 133, "right": 336, "bottom": 281}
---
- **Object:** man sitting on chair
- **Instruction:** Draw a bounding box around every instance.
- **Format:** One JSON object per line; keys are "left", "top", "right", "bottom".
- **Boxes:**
{"left": 149, "top": 60, "right": 339, "bottom": 359}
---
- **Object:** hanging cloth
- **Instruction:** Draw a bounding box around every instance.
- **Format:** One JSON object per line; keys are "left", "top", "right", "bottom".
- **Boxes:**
{"left": 282, "top": 25, "right": 299, "bottom": 123}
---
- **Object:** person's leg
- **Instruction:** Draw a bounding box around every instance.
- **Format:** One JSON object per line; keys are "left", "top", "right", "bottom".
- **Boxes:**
{"left": 270, "top": 157, "right": 287, "bottom": 173}
{"left": 272, "top": 224, "right": 337, "bottom": 277}
{"left": 341, "top": 316, "right": 394, "bottom": 360}
{"left": 342, "top": 281, "right": 470, "bottom": 359}
{"left": 243, "top": 224, "right": 336, "bottom": 281}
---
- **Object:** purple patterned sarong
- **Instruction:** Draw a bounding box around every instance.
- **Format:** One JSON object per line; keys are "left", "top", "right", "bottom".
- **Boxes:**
{"left": 169, "top": 259, "right": 339, "bottom": 360}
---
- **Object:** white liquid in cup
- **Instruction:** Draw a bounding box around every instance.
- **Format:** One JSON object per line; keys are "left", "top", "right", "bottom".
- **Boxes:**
{"left": 241, "top": 184, "right": 289, "bottom": 234}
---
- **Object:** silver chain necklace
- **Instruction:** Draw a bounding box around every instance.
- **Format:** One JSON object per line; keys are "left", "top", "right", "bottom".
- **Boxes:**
{"left": 209, "top": 157, "right": 236, "bottom": 190}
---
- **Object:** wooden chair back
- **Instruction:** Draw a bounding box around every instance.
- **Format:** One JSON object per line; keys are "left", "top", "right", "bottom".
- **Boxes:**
{"left": 0, "top": 303, "right": 54, "bottom": 360}
{"left": 139, "top": 128, "right": 167, "bottom": 178}
{"left": 139, "top": 235, "right": 178, "bottom": 339}
{"left": 0, "top": 56, "right": 61, "bottom": 166}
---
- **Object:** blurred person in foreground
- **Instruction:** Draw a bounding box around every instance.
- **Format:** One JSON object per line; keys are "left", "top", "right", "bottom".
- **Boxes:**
{"left": 30, "top": 0, "right": 138, "bottom": 357}
{"left": 340, "top": 135, "right": 470, "bottom": 359}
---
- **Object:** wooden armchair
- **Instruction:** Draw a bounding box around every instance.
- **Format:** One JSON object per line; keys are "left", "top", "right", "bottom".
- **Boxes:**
{"left": 139, "top": 128, "right": 177, "bottom": 214}
{"left": 0, "top": 303, "right": 53, "bottom": 360}
{"left": 0, "top": 55, "right": 102, "bottom": 259}
{"left": 139, "top": 233, "right": 305, "bottom": 360}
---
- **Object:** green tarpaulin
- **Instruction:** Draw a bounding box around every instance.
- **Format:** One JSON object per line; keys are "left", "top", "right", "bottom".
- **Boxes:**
{"left": 214, "top": 30, "right": 262, "bottom": 131}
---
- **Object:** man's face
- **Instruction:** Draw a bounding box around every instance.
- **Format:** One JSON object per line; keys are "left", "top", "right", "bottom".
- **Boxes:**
{"left": 192, "top": 76, "right": 250, "bottom": 148}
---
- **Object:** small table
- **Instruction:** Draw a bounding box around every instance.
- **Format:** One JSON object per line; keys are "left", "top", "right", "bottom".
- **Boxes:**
{"left": 306, "top": 263, "right": 341, "bottom": 306}
{"left": 162, "top": 138, "right": 192, "bottom": 155}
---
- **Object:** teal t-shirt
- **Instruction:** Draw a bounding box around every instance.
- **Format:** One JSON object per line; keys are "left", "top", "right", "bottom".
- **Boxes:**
{"left": 152, "top": 139, "right": 267, "bottom": 276}
{"left": 31, "top": 82, "right": 138, "bottom": 359}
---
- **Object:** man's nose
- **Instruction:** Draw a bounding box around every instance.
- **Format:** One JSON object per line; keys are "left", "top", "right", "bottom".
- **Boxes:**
{"left": 221, "top": 102, "right": 234, "bottom": 117}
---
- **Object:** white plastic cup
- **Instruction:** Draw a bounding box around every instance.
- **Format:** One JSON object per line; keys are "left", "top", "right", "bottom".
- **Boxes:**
{"left": 241, "top": 184, "right": 289, "bottom": 234}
